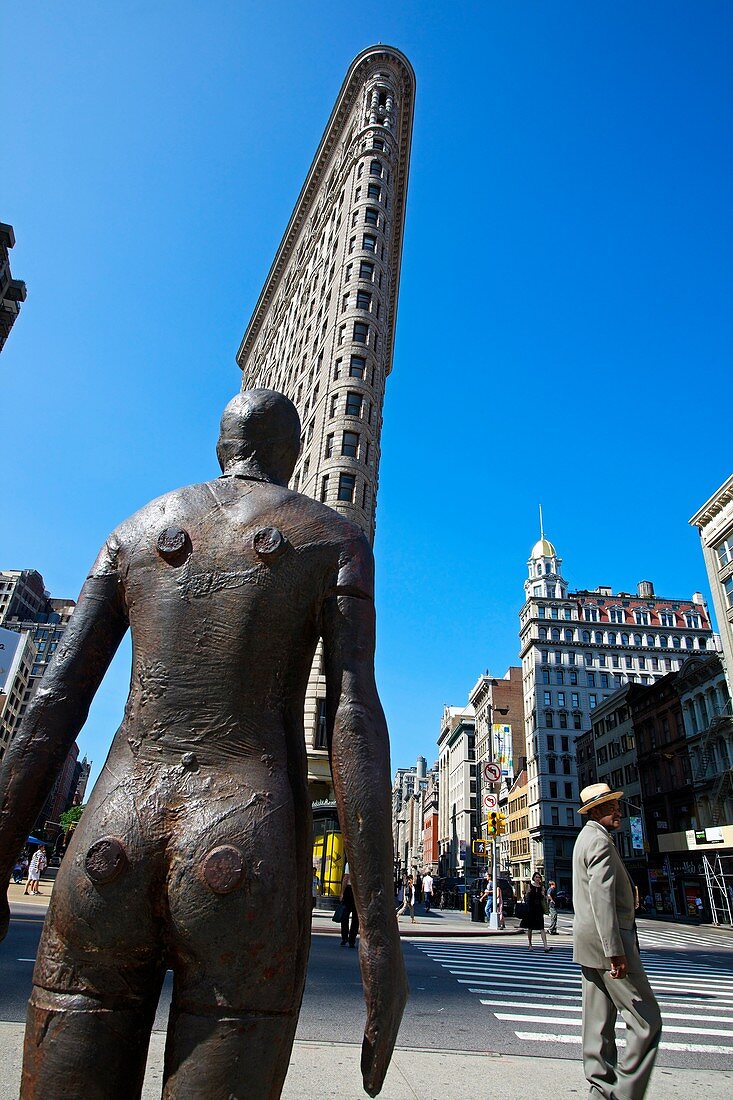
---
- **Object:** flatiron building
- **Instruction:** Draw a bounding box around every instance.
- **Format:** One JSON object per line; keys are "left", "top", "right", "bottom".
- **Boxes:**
{"left": 236, "top": 46, "right": 415, "bottom": 798}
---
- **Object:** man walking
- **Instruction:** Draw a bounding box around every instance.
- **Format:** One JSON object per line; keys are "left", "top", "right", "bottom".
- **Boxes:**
{"left": 422, "top": 870, "right": 434, "bottom": 913}
{"left": 573, "top": 784, "right": 661, "bottom": 1099}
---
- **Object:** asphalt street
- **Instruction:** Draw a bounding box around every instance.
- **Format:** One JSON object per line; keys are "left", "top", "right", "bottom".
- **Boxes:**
{"left": 3, "top": 903, "right": 733, "bottom": 1072}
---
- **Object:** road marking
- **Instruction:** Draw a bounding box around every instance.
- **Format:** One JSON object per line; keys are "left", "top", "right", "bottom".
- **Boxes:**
{"left": 514, "top": 1032, "right": 733, "bottom": 1054}
{"left": 495, "top": 1013, "right": 733, "bottom": 1037}
{"left": 17, "top": 958, "right": 35, "bottom": 962}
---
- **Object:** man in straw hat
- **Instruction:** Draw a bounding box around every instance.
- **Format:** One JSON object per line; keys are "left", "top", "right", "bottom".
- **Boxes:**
{"left": 572, "top": 783, "right": 661, "bottom": 1098}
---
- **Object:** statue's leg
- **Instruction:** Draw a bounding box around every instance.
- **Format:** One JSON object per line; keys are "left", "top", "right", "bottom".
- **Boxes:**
{"left": 20, "top": 758, "right": 167, "bottom": 1099}
{"left": 161, "top": 769, "right": 311, "bottom": 1099}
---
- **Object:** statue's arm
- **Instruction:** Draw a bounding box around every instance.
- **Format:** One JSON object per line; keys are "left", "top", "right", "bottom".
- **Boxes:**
{"left": 321, "top": 577, "right": 407, "bottom": 1098}
{"left": 0, "top": 558, "right": 129, "bottom": 912}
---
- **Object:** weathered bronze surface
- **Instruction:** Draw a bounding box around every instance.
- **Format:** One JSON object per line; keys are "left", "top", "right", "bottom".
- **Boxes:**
{"left": 0, "top": 388, "right": 407, "bottom": 1098}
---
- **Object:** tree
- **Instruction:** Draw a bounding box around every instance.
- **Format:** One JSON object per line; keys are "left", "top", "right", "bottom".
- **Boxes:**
{"left": 60, "top": 805, "right": 86, "bottom": 832}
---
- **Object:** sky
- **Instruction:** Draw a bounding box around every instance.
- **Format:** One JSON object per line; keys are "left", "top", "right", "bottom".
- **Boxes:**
{"left": 3, "top": 2, "right": 732, "bottom": 789}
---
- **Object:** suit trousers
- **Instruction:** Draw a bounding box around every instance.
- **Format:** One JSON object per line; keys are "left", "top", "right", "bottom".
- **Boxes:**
{"left": 580, "top": 964, "right": 662, "bottom": 1100}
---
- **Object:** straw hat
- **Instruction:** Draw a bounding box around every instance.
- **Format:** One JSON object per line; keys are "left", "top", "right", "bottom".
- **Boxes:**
{"left": 578, "top": 782, "right": 624, "bottom": 815}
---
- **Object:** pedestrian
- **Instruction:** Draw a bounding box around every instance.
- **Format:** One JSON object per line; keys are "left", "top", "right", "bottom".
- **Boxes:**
{"left": 422, "top": 870, "right": 434, "bottom": 913}
{"left": 339, "top": 865, "right": 359, "bottom": 948}
{"left": 24, "top": 846, "right": 46, "bottom": 896}
{"left": 12, "top": 857, "right": 23, "bottom": 885}
{"left": 311, "top": 867, "right": 319, "bottom": 911}
{"left": 480, "top": 874, "right": 493, "bottom": 922}
{"left": 495, "top": 881, "right": 505, "bottom": 929}
{"left": 396, "top": 874, "right": 416, "bottom": 924}
{"left": 547, "top": 879, "right": 558, "bottom": 934}
{"left": 573, "top": 783, "right": 661, "bottom": 1099}
{"left": 520, "top": 872, "right": 550, "bottom": 951}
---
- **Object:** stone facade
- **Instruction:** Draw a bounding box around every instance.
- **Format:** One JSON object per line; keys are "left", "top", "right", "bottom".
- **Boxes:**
{"left": 0, "top": 223, "right": 26, "bottom": 355}
{"left": 519, "top": 534, "right": 716, "bottom": 892}
{"left": 236, "top": 47, "right": 415, "bottom": 797}
{"left": 690, "top": 474, "right": 733, "bottom": 700}
{"left": 437, "top": 705, "right": 476, "bottom": 878}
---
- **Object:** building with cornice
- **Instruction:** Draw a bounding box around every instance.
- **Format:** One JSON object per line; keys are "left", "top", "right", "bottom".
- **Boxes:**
{"left": 690, "top": 474, "right": 733, "bottom": 699}
{"left": 236, "top": 46, "right": 415, "bottom": 798}
{"left": 519, "top": 533, "right": 717, "bottom": 891}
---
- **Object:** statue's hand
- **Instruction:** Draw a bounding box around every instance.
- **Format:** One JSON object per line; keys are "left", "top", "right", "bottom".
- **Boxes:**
{"left": 0, "top": 888, "right": 10, "bottom": 943}
{"left": 359, "top": 918, "right": 408, "bottom": 1097}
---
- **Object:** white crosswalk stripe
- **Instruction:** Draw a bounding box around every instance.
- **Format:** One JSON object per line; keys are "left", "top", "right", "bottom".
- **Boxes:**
{"left": 414, "top": 941, "right": 733, "bottom": 1064}
{"left": 552, "top": 914, "right": 733, "bottom": 953}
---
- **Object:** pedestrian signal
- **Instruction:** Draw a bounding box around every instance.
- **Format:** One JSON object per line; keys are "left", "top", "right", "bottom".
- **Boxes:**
{"left": 472, "top": 839, "right": 488, "bottom": 856}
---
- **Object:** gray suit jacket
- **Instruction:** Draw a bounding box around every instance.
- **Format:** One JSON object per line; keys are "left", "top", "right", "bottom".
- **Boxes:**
{"left": 572, "top": 819, "right": 641, "bottom": 971}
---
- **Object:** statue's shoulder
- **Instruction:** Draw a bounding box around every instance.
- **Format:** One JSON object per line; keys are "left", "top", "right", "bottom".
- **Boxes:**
{"left": 89, "top": 482, "right": 214, "bottom": 576}
{"left": 277, "top": 491, "right": 374, "bottom": 599}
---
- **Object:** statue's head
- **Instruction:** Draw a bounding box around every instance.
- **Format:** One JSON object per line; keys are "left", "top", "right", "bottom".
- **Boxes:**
{"left": 216, "top": 389, "right": 301, "bottom": 486}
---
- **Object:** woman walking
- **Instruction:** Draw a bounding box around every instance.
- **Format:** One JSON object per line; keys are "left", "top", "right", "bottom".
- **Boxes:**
{"left": 396, "top": 874, "right": 416, "bottom": 924}
{"left": 520, "top": 871, "right": 550, "bottom": 951}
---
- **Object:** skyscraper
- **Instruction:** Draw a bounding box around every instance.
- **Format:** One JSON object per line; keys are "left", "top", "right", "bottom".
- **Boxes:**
{"left": 236, "top": 46, "right": 415, "bottom": 797}
{"left": 519, "top": 531, "right": 716, "bottom": 890}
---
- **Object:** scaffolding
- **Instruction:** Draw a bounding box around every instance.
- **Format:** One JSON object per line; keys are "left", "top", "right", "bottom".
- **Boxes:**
{"left": 702, "top": 852, "right": 733, "bottom": 926}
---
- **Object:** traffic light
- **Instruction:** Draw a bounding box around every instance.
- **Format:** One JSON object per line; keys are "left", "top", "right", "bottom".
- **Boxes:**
{"left": 496, "top": 812, "right": 507, "bottom": 836}
{"left": 488, "top": 812, "right": 498, "bottom": 835}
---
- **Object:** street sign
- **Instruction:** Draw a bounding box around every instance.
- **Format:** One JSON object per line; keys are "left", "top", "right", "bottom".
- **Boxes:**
{"left": 482, "top": 793, "right": 498, "bottom": 811}
{"left": 483, "top": 762, "right": 501, "bottom": 783}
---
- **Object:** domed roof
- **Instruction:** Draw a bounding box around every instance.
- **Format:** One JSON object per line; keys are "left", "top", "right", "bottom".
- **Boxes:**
{"left": 531, "top": 537, "right": 557, "bottom": 560}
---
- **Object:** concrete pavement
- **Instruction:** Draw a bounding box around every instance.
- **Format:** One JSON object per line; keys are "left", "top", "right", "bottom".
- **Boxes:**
{"left": 0, "top": 1021, "right": 730, "bottom": 1098}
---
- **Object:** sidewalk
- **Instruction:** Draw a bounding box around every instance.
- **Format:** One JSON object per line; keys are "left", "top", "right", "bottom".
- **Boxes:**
{"left": 8, "top": 882, "right": 524, "bottom": 938}
{"left": 0, "top": 1022, "right": 730, "bottom": 1099}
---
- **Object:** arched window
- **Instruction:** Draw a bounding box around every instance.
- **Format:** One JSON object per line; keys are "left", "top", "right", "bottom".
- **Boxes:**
{"left": 582, "top": 631, "right": 590, "bottom": 643}
{"left": 608, "top": 632, "right": 617, "bottom": 645}
{"left": 673, "top": 637, "right": 681, "bottom": 649}
{"left": 659, "top": 635, "right": 668, "bottom": 648}
{"left": 633, "top": 634, "right": 642, "bottom": 646}
{"left": 621, "top": 633, "right": 629, "bottom": 646}
{"left": 536, "top": 564, "right": 542, "bottom": 576}
{"left": 551, "top": 628, "right": 560, "bottom": 642}
{"left": 594, "top": 631, "right": 603, "bottom": 645}
{"left": 545, "top": 563, "right": 552, "bottom": 574}
{"left": 645, "top": 634, "right": 655, "bottom": 647}
{"left": 699, "top": 637, "right": 707, "bottom": 650}
{"left": 685, "top": 636, "right": 694, "bottom": 649}
{"left": 539, "top": 627, "right": 547, "bottom": 640}
{"left": 564, "top": 629, "right": 573, "bottom": 642}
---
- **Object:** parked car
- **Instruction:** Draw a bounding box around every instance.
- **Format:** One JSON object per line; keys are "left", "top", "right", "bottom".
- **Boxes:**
{"left": 555, "top": 889, "right": 573, "bottom": 910}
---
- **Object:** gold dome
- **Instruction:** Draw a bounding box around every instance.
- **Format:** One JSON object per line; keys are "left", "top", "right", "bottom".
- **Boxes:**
{"left": 531, "top": 537, "right": 557, "bottom": 559}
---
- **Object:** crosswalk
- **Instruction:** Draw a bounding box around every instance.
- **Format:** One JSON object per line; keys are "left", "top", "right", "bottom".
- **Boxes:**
{"left": 414, "top": 941, "right": 733, "bottom": 1062}
{"left": 552, "top": 913, "right": 733, "bottom": 953}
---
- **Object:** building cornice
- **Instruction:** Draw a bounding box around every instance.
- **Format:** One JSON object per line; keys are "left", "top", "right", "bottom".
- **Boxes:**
{"left": 236, "top": 45, "right": 416, "bottom": 375}
{"left": 689, "top": 473, "right": 733, "bottom": 529}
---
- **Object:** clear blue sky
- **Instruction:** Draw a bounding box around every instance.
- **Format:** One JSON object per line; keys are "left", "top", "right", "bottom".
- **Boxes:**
{"left": 4, "top": 3, "right": 732, "bottom": 788}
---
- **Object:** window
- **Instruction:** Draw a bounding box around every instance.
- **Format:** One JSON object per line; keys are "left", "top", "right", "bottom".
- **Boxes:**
{"left": 549, "top": 781, "right": 558, "bottom": 798}
{"left": 556, "top": 671, "right": 564, "bottom": 684}
{"left": 564, "top": 629, "right": 573, "bottom": 642}
{"left": 571, "top": 692, "right": 579, "bottom": 708}
{"left": 551, "top": 806, "right": 559, "bottom": 825}
{"left": 600, "top": 673, "right": 609, "bottom": 688}
{"left": 582, "top": 631, "right": 591, "bottom": 643}
{"left": 547, "top": 735, "right": 556, "bottom": 751}
{"left": 608, "top": 632, "right": 617, "bottom": 644}
{"left": 584, "top": 607, "right": 599, "bottom": 621}
{"left": 621, "top": 633, "right": 629, "bottom": 645}
{"left": 367, "top": 182, "right": 381, "bottom": 200}
{"left": 610, "top": 609, "right": 625, "bottom": 624}
{"left": 320, "top": 475, "right": 329, "bottom": 502}
{"left": 566, "top": 808, "right": 575, "bottom": 826}
{"left": 543, "top": 692, "right": 552, "bottom": 706}
{"left": 353, "top": 321, "right": 368, "bottom": 343}
{"left": 564, "top": 782, "right": 573, "bottom": 799}
{"left": 369, "top": 159, "right": 383, "bottom": 176}
{"left": 333, "top": 358, "right": 342, "bottom": 380}
{"left": 659, "top": 612, "right": 675, "bottom": 628}
{"left": 685, "top": 613, "right": 701, "bottom": 629}
{"left": 587, "top": 672, "right": 596, "bottom": 687}
{"left": 574, "top": 713, "right": 582, "bottom": 730}
{"left": 356, "top": 290, "right": 371, "bottom": 310}
{"left": 364, "top": 207, "right": 379, "bottom": 226}
{"left": 346, "top": 391, "right": 363, "bottom": 417}
{"left": 569, "top": 670, "right": 578, "bottom": 685}
{"left": 337, "top": 473, "right": 356, "bottom": 502}
{"left": 559, "top": 712, "right": 568, "bottom": 729}
{"left": 715, "top": 535, "right": 733, "bottom": 568}
{"left": 325, "top": 433, "right": 334, "bottom": 458}
{"left": 359, "top": 260, "right": 374, "bottom": 281}
{"left": 541, "top": 669, "right": 550, "bottom": 684}
{"left": 341, "top": 431, "right": 359, "bottom": 458}
{"left": 589, "top": 694, "right": 597, "bottom": 710}
{"left": 329, "top": 394, "right": 338, "bottom": 417}
{"left": 558, "top": 692, "right": 566, "bottom": 707}
{"left": 315, "top": 699, "right": 328, "bottom": 749}
{"left": 546, "top": 711, "right": 554, "bottom": 728}
{"left": 725, "top": 575, "right": 733, "bottom": 609}
{"left": 635, "top": 610, "right": 650, "bottom": 625}
{"left": 362, "top": 233, "right": 377, "bottom": 252}
{"left": 549, "top": 756, "right": 557, "bottom": 773}
{"left": 349, "top": 355, "right": 366, "bottom": 378}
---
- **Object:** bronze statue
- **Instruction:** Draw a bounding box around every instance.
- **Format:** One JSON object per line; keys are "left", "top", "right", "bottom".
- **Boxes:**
{"left": 0, "top": 389, "right": 407, "bottom": 1099}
